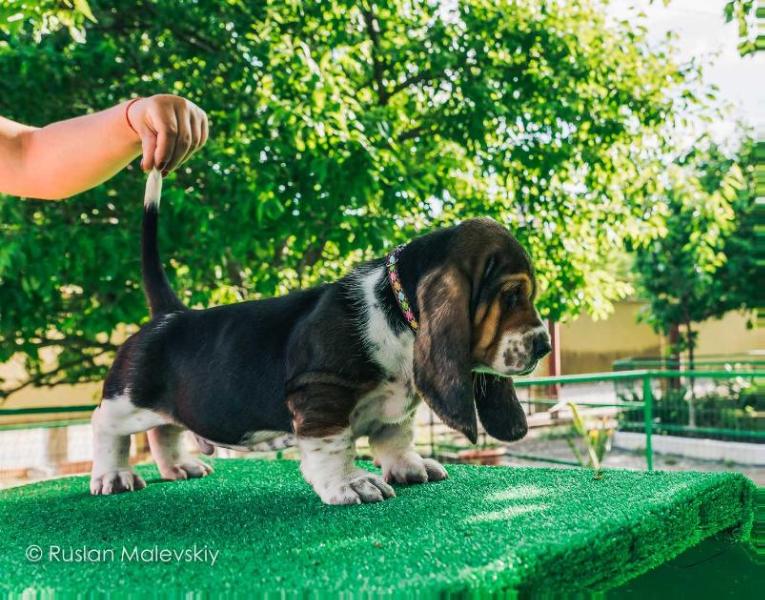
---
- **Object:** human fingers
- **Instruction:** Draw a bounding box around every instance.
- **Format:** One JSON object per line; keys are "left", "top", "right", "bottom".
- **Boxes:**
{"left": 163, "top": 105, "right": 192, "bottom": 174}
{"left": 152, "top": 106, "right": 178, "bottom": 174}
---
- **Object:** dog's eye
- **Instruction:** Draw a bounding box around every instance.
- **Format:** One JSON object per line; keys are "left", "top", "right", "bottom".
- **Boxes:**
{"left": 503, "top": 289, "right": 520, "bottom": 310}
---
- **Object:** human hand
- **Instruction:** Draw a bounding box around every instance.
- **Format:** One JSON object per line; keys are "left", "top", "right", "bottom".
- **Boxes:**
{"left": 127, "top": 94, "right": 208, "bottom": 175}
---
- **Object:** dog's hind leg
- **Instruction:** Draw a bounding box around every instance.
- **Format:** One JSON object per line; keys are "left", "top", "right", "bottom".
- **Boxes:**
{"left": 90, "top": 393, "right": 167, "bottom": 495}
{"left": 148, "top": 424, "right": 213, "bottom": 481}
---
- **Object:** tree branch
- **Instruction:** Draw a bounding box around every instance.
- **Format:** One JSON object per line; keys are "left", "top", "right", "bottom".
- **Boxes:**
{"left": 272, "top": 237, "right": 289, "bottom": 268}
{"left": 397, "top": 124, "right": 437, "bottom": 142}
{"left": 137, "top": 0, "right": 223, "bottom": 55}
{"left": 361, "top": 5, "right": 389, "bottom": 106}
{"left": 389, "top": 70, "right": 442, "bottom": 97}
{"left": 31, "top": 337, "right": 117, "bottom": 352}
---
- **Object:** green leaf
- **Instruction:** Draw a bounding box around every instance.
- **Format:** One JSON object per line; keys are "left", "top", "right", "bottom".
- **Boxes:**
{"left": 73, "top": 0, "right": 97, "bottom": 23}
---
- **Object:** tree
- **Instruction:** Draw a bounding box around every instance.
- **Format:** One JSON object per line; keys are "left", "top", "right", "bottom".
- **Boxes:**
{"left": 633, "top": 140, "right": 757, "bottom": 376}
{"left": 723, "top": 0, "right": 765, "bottom": 328}
{"left": 723, "top": 0, "right": 761, "bottom": 56}
{"left": 0, "top": 0, "right": 713, "bottom": 397}
{"left": 0, "top": 0, "right": 96, "bottom": 39}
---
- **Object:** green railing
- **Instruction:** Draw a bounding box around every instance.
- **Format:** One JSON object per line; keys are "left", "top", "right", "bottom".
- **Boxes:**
{"left": 0, "top": 404, "right": 96, "bottom": 432}
{"left": 0, "top": 405, "right": 96, "bottom": 416}
{"left": 613, "top": 355, "right": 765, "bottom": 371}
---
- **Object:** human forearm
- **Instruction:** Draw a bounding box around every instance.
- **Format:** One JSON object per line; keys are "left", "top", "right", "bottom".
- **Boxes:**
{"left": 12, "top": 102, "right": 141, "bottom": 200}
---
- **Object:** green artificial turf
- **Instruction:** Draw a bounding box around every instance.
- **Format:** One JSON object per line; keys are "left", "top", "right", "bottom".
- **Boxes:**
{"left": 0, "top": 460, "right": 754, "bottom": 596}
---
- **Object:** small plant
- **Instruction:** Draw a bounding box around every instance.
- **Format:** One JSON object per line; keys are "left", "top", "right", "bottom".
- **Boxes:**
{"left": 566, "top": 402, "right": 613, "bottom": 479}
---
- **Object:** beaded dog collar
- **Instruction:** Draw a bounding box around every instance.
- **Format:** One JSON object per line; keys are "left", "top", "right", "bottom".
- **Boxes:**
{"left": 386, "top": 245, "right": 419, "bottom": 332}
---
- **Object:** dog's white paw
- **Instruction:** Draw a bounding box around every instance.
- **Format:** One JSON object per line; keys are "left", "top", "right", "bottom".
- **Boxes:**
{"left": 158, "top": 459, "right": 213, "bottom": 481}
{"left": 90, "top": 470, "right": 146, "bottom": 495}
{"left": 318, "top": 470, "right": 396, "bottom": 505}
{"left": 422, "top": 458, "right": 449, "bottom": 481}
{"left": 383, "top": 452, "right": 448, "bottom": 485}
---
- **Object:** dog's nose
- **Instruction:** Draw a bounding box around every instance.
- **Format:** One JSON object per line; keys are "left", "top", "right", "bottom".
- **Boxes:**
{"left": 532, "top": 335, "right": 552, "bottom": 360}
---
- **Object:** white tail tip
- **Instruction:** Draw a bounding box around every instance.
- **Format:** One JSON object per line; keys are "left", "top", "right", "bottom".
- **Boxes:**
{"left": 144, "top": 169, "right": 163, "bottom": 208}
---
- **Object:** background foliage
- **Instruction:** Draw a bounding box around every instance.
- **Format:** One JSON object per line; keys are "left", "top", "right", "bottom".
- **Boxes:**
{"left": 0, "top": 0, "right": 740, "bottom": 393}
{"left": 633, "top": 139, "right": 757, "bottom": 359}
{"left": 0, "top": 0, "right": 96, "bottom": 39}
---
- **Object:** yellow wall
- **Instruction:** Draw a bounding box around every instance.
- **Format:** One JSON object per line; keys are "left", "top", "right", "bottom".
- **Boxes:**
{"left": 694, "top": 311, "right": 765, "bottom": 357}
{"left": 0, "top": 355, "right": 100, "bottom": 424}
{"left": 558, "top": 303, "right": 762, "bottom": 374}
{"left": 559, "top": 301, "right": 661, "bottom": 373}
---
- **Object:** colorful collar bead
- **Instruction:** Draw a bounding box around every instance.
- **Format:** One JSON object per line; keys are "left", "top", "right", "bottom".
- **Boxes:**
{"left": 386, "top": 245, "right": 419, "bottom": 332}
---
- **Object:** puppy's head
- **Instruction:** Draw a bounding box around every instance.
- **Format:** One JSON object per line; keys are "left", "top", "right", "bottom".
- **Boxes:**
{"left": 412, "top": 218, "right": 550, "bottom": 443}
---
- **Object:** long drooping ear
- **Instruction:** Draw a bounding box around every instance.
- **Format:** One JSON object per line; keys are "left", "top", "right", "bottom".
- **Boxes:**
{"left": 473, "top": 374, "right": 528, "bottom": 441}
{"left": 413, "top": 266, "right": 478, "bottom": 443}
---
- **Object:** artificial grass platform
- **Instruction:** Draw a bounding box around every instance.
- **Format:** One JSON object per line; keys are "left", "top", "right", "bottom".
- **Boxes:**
{"left": 0, "top": 460, "right": 754, "bottom": 596}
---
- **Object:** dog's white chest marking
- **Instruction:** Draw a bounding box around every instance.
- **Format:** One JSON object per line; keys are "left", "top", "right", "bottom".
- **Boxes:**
{"left": 351, "top": 268, "right": 418, "bottom": 437}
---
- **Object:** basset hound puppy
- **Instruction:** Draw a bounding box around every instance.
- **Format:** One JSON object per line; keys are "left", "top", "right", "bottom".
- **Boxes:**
{"left": 90, "top": 171, "right": 551, "bottom": 504}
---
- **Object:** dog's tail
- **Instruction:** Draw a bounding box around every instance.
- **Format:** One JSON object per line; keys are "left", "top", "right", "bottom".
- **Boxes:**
{"left": 142, "top": 169, "right": 186, "bottom": 317}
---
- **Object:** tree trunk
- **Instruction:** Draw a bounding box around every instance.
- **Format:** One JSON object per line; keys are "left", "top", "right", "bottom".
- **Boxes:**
{"left": 668, "top": 323, "right": 681, "bottom": 390}
{"left": 547, "top": 320, "right": 561, "bottom": 400}
{"left": 686, "top": 320, "right": 696, "bottom": 428}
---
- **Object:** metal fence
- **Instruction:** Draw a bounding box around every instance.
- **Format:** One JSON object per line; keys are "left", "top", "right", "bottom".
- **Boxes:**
{"left": 615, "top": 371, "right": 765, "bottom": 444}
{"left": 1, "top": 369, "right": 762, "bottom": 488}
{"left": 613, "top": 355, "right": 765, "bottom": 371}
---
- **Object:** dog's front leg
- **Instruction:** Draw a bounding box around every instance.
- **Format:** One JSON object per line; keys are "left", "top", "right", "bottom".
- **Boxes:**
{"left": 289, "top": 383, "right": 395, "bottom": 505}
{"left": 369, "top": 419, "right": 448, "bottom": 485}
{"left": 297, "top": 428, "right": 395, "bottom": 505}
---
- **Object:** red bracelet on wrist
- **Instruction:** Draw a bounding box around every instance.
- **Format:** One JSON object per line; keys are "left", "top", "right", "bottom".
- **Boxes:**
{"left": 125, "top": 97, "right": 142, "bottom": 134}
